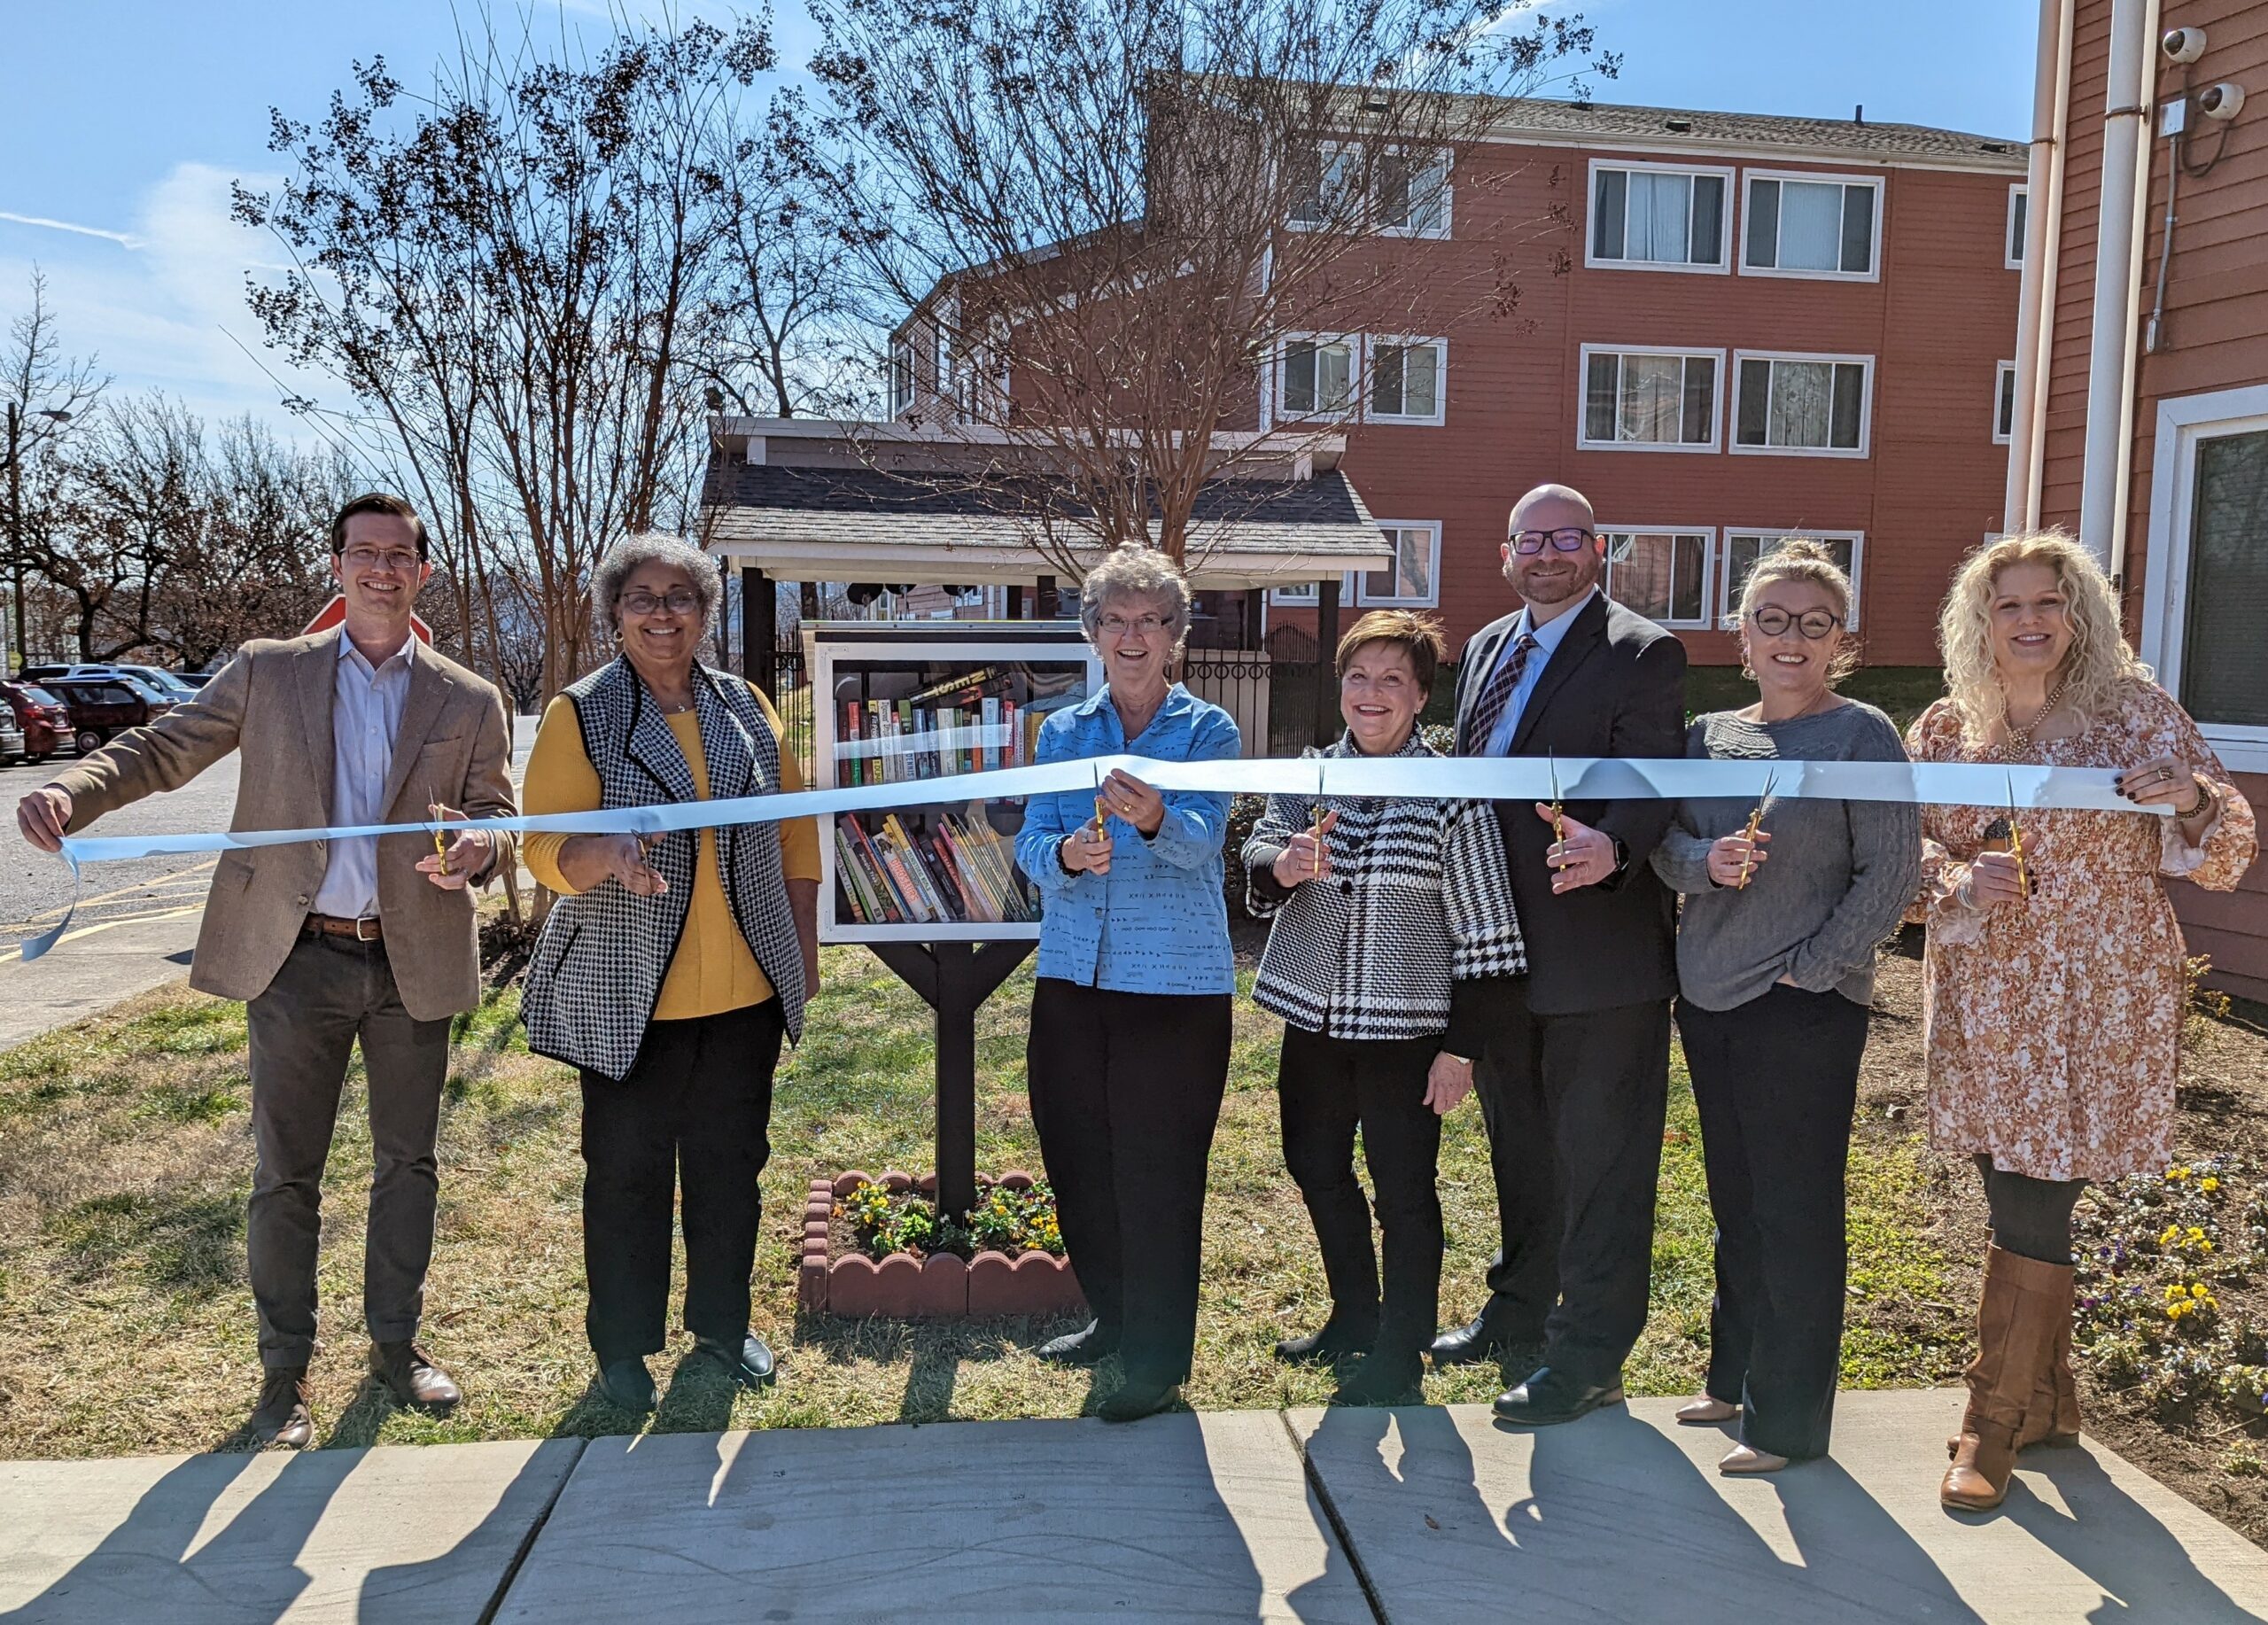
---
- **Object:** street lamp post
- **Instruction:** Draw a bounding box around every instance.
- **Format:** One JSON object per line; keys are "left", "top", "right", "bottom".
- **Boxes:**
{"left": 3, "top": 400, "right": 74, "bottom": 673}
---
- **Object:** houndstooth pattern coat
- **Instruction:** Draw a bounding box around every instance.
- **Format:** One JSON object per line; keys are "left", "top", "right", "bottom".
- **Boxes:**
{"left": 1243, "top": 732, "right": 1526, "bottom": 1041}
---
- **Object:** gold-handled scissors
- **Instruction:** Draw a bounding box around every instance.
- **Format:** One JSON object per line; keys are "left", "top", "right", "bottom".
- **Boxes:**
{"left": 1091, "top": 762, "right": 1107, "bottom": 834}
{"left": 1736, "top": 769, "right": 1777, "bottom": 890}
{"left": 1309, "top": 757, "right": 1326, "bottom": 838}
{"left": 1547, "top": 753, "right": 1566, "bottom": 848}
{"left": 427, "top": 783, "right": 451, "bottom": 877}
{"left": 2005, "top": 770, "right": 2030, "bottom": 898}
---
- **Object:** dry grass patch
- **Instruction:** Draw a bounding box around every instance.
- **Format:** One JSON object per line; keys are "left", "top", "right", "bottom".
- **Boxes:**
{"left": 0, "top": 944, "right": 1962, "bottom": 1458}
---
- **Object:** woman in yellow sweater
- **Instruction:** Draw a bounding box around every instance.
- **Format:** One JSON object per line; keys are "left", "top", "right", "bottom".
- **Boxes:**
{"left": 518, "top": 533, "right": 819, "bottom": 1413}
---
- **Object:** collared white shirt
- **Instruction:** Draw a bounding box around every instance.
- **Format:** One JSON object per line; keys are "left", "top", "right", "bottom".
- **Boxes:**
{"left": 308, "top": 632, "right": 416, "bottom": 919}
{"left": 1482, "top": 587, "right": 1598, "bottom": 757}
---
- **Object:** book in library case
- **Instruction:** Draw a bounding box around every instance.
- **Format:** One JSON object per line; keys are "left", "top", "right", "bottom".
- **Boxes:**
{"left": 807, "top": 625, "right": 1102, "bottom": 943}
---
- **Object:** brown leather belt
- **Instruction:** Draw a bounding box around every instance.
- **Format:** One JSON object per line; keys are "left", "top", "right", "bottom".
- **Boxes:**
{"left": 302, "top": 913, "right": 383, "bottom": 942}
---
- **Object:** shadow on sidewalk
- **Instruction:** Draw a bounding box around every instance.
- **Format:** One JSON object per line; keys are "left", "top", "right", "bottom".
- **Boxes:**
{"left": 2000, "top": 1446, "right": 2264, "bottom": 1623}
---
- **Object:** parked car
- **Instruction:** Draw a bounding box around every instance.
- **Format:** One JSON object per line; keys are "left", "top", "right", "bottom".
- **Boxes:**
{"left": 0, "top": 680, "right": 73, "bottom": 765}
{"left": 0, "top": 708, "right": 22, "bottom": 766}
{"left": 44, "top": 675, "right": 174, "bottom": 755}
{"left": 111, "top": 663, "right": 203, "bottom": 703}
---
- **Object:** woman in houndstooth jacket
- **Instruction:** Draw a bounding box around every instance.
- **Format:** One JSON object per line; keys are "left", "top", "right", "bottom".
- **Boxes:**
{"left": 1244, "top": 610, "right": 1526, "bottom": 1404}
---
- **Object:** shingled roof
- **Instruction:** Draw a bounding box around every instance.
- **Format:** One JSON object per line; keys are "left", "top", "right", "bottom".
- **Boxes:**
{"left": 700, "top": 459, "right": 1393, "bottom": 588}
{"left": 1470, "top": 95, "right": 2028, "bottom": 169}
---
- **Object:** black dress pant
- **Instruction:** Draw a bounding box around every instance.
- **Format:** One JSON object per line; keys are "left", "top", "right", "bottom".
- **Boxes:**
{"left": 1278, "top": 1024, "right": 1443, "bottom": 1359}
{"left": 1679, "top": 983, "right": 1871, "bottom": 1461}
{"left": 1027, "top": 978, "right": 1233, "bottom": 1383}
{"left": 1469, "top": 977, "right": 1671, "bottom": 1385}
{"left": 579, "top": 999, "right": 785, "bottom": 1367}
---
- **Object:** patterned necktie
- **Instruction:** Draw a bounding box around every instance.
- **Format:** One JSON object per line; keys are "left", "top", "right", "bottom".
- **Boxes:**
{"left": 1464, "top": 631, "right": 1540, "bottom": 755}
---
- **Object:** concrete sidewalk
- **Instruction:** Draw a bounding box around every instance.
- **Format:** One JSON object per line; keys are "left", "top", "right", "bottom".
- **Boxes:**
{"left": 5, "top": 1391, "right": 2265, "bottom": 1623}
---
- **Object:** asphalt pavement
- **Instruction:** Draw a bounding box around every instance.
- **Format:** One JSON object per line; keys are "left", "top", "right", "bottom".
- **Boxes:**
{"left": 0, "top": 721, "right": 532, "bottom": 1050}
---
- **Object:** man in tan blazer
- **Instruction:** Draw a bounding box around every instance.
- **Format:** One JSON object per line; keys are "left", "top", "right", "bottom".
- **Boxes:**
{"left": 18, "top": 493, "right": 517, "bottom": 1447}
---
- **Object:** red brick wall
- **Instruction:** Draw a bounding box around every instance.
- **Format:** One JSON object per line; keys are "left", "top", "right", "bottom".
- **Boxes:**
{"left": 1266, "top": 136, "right": 2021, "bottom": 665}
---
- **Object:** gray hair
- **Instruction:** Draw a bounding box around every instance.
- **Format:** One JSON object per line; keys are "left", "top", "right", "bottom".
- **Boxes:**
{"left": 1080, "top": 546, "right": 1192, "bottom": 654}
{"left": 594, "top": 533, "right": 722, "bottom": 637}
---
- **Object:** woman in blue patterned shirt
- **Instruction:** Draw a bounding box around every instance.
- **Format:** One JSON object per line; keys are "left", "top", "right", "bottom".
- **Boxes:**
{"left": 1014, "top": 546, "right": 1241, "bottom": 1423}
{"left": 1243, "top": 611, "right": 1526, "bottom": 1403}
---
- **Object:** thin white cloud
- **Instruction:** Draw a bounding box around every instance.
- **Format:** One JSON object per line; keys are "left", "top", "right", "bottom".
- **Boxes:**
{"left": 0, "top": 211, "right": 147, "bottom": 251}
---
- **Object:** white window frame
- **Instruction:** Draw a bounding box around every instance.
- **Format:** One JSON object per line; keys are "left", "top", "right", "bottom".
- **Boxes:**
{"left": 1584, "top": 159, "right": 1735, "bottom": 276}
{"left": 887, "top": 337, "right": 914, "bottom": 417}
{"left": 1274, "top": 332, "right": 1359, "bottom": 421}
{"left": 1356, "top": 520, "right": 1443, "bottom": 607}
{"left": 1364, "top": 335, "right": 1449, "bottom": 425}
{"left": 1730, "top": 350, "right": 1876, "bottom": 459}
{"left": 1993, "top": 361, "right": 2018, "bottom": 445}
{"left": 1270, "top": 573, "right": 1356, "bottom": 607}
{"left": 2140, "top": 383, "right": 2268, "bottom": 773}
{"left": 1285, "top": 141, "right": 1450, "bottom": 238}
{"left": 1374, "top": 146, "right": 1454, "bottom": 240}
{"left": 1720, "top": 529, "right": 1866, "bottom": 628}
{"left": 1575, "top": 343, "right": 1725, "bottom": 454}
{"left": 1739, "top": 168, "right": 1884, "bottom": 283}
{"left": 1597, "top": 525, "right": 1718, "bottom": 629}
{"left": 2006, "top": 184, "right": 2028, "bottom": 269}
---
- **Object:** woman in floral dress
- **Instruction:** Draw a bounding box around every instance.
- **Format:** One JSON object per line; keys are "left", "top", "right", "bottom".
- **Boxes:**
{"left": 1907, "top": 531, "right": 2256, "bottom": 1512}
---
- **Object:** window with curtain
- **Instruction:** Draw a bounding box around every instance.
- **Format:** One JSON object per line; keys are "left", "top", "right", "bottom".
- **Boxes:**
{"left": 1369, "top": 341, "right": 1443, "bottom": 421}
{"left": 1723, "top": 534, "right": 1862, "bottom": 626}
{"left": 1282, "top": 338, "right": 1354, "bottom": 415}
{"left": 1377, "top": 150, "right": 1450, "bottom": 236}
{"left": 1735, "top": 356, "right": 1870, "bottom": 452}
{"left": 1360, "top": 523, "right": 1441, "bottom": 605}
{"left": 1287, "top": 144, "right": 1355, "bottom": 229}
{"left": 2180, "top": 429, "right": 2268, "bottom": 727}
{"left": 1581, "top": 349, "right": 1717, "bottom": 447}
{"left": 1590, "top": 167, "right": 1726, "bottom": 266}
{"left": 1744, "top": 177, "right": 1878, "bottom": 275}
{"left": 1602, "top": 532, "right": 1709, "bottom": 625}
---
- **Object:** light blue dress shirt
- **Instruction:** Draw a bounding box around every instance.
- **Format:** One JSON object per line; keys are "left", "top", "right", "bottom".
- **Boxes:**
{"left": 309, "top": 632, "right": 414, "bottom": 919}
{"left": 1482, "top": 587, "right": 1598, "bottom": 757}
{"left": 1014, "top": 682, "right": 1241, "bottom": 995}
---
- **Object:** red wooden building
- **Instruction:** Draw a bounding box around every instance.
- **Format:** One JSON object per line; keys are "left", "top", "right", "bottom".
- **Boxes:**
{"left": 2007, "top": 0, "right": 2268, "bottom": 996}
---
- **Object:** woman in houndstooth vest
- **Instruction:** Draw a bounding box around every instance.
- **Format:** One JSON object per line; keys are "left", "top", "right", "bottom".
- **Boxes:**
{"left": 519, "top": 533, "right": 820, "bottom": 1415}
{"left": 1243, "top": 610, "right": 1525, "bottom": 1405}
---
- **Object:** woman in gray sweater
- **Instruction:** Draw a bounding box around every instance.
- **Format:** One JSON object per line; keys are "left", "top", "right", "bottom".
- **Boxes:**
{"left": 1651, "top": 540, "right": 1921, "bottom": 1475}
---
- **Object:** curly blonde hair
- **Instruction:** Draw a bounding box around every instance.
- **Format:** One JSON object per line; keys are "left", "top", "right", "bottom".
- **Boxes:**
{"left": 1735, "top": 537, "right": 1863, "bottom": 685}
{"left": 1938, "top": 530, "right": 2149, "bottom": 745}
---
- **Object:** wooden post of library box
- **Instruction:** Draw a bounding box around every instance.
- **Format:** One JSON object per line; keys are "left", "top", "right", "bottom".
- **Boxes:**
{"left": 808, "top": 624, "right": 1105, "bottom": 1221}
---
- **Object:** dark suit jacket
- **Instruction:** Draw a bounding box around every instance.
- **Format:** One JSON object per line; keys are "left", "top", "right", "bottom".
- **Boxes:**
{"left": 1449, "top": 591, "right": 1687, "bottom": 1017}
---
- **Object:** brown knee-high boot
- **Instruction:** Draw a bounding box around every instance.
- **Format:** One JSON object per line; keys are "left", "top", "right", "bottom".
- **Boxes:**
{"left": 1942, "top": 1247, "right": 2072, "bottom": 1512}
{"left": 1947, "top": 1258, "right": 2082, "bottom": 1455}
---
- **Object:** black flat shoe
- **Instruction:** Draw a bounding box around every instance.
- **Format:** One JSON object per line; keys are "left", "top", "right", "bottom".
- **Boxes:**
{"left": 1274, "top": 1311, "right": 1379, "bottom": 1365}
{"left": 595, "top": 1357, "right": 657, "bottom": 1412}
{"left": 1428, "top": 1311, "right": 1541, "bottom": 1367}
{"left": 1332, "top": 1352, "right": 1424, "bottom": 1405}
{"left": 696, "top": 1333, "right": 777, "bottom": 1391}
{"left": 1099, "top": 1376, "right": 1183, "bottom": 1423}
{"left": 1037, "top": 1319, "right": 1120, "bottom": 1366}
{"left": 1491, "top": 1365, "right": 1624, "bottom": 1427}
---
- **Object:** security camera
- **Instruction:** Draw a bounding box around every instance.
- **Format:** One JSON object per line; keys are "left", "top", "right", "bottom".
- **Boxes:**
{"left": 2198, "top": 82, "right": 2247, "bottom": 121}
{"left": 2163, "top": 27, "right": 2207, "bottom": 65}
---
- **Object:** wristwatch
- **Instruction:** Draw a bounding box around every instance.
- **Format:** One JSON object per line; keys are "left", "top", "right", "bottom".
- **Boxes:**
{"left": 1608, "top": 835, "right": 1630, "bottom": 875}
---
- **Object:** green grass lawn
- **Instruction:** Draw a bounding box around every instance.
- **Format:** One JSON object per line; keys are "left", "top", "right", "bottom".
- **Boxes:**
{"left": 0, "top": 945, "right": 1961, "bottom": 1457}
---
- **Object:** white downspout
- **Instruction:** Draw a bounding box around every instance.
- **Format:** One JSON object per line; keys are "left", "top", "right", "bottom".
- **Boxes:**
{"left": 2007, "top": 0, "right": 2074, "bottom": 530}
{"left": 2077, "top": 0, "right": 2155, "bottom": 567}
{"left": 2109, "top": 0, "right": 2164, "bottom": 589}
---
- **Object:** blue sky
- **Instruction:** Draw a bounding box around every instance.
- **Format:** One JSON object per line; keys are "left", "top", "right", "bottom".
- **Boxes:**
{"left": 1, "top": 0, "right": 2038, "bottom": 440}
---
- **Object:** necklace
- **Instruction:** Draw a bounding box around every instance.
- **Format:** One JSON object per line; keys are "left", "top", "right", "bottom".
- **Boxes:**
{"left": 1996, "top": 674, "right": 2069, "bottom": 760}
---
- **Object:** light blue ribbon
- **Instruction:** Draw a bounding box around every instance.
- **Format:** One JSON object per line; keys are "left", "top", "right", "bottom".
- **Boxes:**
{"left": 25, "top": 753, "right": 2157, "bottom": 961}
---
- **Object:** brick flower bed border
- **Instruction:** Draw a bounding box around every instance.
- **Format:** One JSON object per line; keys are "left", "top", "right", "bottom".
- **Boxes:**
{"left": 799, "top": 1169, "right": 1086, "bottom": 1319}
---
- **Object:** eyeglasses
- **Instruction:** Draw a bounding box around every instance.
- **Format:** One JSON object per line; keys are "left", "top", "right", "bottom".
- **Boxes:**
{"left": 1099, "top": 612, "right": 1170, "bottom": 637}
{"left": 622, "top": 588, "right": 701, "bottom": 617}
{"left": 1749, "top": 606, "right": 1842, "bottom": 640}
{"left": 341, "top": 546, "right": 421, "bottom": 574}
{"left": 1510, "top": 527, "right": 1595, "bottom": 556}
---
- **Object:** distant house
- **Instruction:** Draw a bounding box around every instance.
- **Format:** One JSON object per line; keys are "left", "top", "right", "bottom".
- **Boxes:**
{"left": 2005, "top": 0, "right": 2268, "bottom": 997}
{"left": 890, "top": 97, "right": 2028, "bottom": 667}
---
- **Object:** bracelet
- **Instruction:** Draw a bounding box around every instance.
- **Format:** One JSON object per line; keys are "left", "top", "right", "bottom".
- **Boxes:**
{"left": 2176, "top": 780, "right": 2214, "bottom": 820}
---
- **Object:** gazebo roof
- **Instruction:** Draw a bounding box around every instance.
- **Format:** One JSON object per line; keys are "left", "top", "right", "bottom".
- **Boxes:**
{"left": 697, "top": 419, "right": 1394, "bottom": 588}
